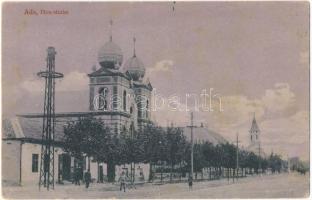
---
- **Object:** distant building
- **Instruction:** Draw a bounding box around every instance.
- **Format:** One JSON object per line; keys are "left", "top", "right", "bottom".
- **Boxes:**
{"left": 182, "top": 125, "right": 227, "bottom": 145}
{"left": 246, "top": 113, "right": 265, "bottom": 157}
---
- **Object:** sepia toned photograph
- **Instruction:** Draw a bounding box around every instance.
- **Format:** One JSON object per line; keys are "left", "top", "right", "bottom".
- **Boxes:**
{"left": 1, "top": 1, "right": 310, "bottom": 199}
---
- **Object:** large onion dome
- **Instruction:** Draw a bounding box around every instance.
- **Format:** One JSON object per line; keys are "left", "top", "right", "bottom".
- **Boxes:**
{"left": 98, "top": 41, "right": 123, "bottom": 69}
{"left": 98, "top": 20, "right": 123, "bottom": 69}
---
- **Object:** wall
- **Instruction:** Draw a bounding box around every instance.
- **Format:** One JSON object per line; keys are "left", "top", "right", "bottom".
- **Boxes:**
{"left": 20, "top": 142, "right": 64, "bottom": 185}
{"left": 2, "top": 140, "right": 21, "bottom": 185}
{"left": 115, "top": 163, "right": 150, "bottom": 182}
{"left": 3, "top": 139, "right": 151, "bottom": 185}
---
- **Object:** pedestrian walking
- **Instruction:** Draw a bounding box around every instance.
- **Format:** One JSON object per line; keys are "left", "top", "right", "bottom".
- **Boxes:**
{"left": 74, "top": 167, "right": 80, "bottom": 185}
{"left": 188, "top": 176, "right": 193, "bottom": 190}
{"left": 84, "top": 169, "right": 91, "bottom": 188}
{"left": 119, "top": 171, "right": 126, "bottom": 192}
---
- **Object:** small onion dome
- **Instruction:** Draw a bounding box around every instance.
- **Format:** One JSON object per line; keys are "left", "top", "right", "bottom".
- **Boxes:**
{"left": 98, "top": 41, "right": 123, "bottom": 69}
{"left": 124, "top": 55, "right": 145, "bottom": 81}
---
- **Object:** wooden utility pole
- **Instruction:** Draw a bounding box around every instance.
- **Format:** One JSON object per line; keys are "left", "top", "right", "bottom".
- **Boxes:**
{"left": 258, "top": 142, "right": 261, "bottom": 174}
{"left": 236, "top": 132, "right": 240, "bottom": 180}
{"left": 187, "top": 112, "right": 197, "bottom": 182}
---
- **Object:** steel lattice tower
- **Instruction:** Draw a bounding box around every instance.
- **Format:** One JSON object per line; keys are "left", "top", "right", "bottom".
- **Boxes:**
{"left": 38, "top": 47, "right": 63, "bottom": 190}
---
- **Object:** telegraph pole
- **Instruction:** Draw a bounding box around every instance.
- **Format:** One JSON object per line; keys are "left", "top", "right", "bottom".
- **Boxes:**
{"left": 187, "top": 112, "right": 197, "bottom": 183}
{"left": 258, "top": 142, "right": 261, "bottom": 175}
{"left": 236, "top": 132, "right": 240, "bottom": 180}
{"left": 191, "top": 112, "right": 194, "bottom": 181}
{"left": 287, "top": 154, "right": 290, "bottom": 173}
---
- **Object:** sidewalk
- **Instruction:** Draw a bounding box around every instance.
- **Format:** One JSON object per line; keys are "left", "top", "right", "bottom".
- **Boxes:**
{"left": 2, "top": 172, "right": 309, "bottom": 199}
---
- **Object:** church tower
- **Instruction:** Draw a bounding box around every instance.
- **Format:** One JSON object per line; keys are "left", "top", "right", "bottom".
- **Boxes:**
{"left": 247, "top": 112, "right": 265, "bottom": 157}
{"left": 87, "top": 20, "right": 152, "bottom": 134}
{"left": 123, "top": 37, "right": 153, "bottom": 130}
{"left": 249, "top": 113, "right": 260, "bottom": 146}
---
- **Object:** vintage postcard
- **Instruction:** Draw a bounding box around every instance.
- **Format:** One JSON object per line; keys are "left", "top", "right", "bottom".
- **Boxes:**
{"left": 1, "top": 1, "right": 310, "bottom": 199}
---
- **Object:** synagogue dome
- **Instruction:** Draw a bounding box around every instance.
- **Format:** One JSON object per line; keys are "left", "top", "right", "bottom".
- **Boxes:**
{"left": 98, "top": 41, "right": 123, "bottom": 69}
{"left": 123, "top": 55, "right": 145, "bottom": 81}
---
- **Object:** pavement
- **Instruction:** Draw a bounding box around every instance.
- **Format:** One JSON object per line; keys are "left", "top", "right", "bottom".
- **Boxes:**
{"left": 2, "top": 172, "right": 309, "bottom": 199}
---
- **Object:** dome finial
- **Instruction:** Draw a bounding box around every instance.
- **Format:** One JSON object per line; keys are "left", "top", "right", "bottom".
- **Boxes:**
{"left": 109, "top": 19, "right": 113, "bottom": 42}
{"left": 133, "top": 36, "right": 136, "bottom": 57}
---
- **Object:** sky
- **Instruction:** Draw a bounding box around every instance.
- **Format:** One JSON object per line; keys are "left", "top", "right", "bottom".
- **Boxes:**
{"left": 2, "top": 2, "right": 309, "bottom": 160}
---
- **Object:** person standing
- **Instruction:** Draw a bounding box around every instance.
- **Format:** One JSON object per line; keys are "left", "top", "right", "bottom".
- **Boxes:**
{"left": 119, "top": 171, "right": 126, "bottom": 192}
{"left": 188, "top": 176, "right": 193, "bottom": 190}
{"left": 84, "top": 169, "right": 91, "bottom": 188}
{"left": 74, "top": 167, "right": 80, "bottom": 185}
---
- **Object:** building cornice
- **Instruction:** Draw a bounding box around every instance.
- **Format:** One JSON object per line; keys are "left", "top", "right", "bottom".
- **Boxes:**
{"left": 17, "top": 111, "right": 131, "bottom": 119}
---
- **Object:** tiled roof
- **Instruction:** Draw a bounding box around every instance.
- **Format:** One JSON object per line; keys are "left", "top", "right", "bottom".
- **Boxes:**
{"left": 2, "top": 117, "right": 71, "bottom": 142}
{"left": 2, "top": 119, "right": 16, "bottom": 139}
{"left": 3, "top": 111, "right": 130, "bottom": 142}
{"left": 182, "top": 127, "right": 227, "bottom": 145}
{"left": 18, "top": 117, "right": 69, "bottom": 141}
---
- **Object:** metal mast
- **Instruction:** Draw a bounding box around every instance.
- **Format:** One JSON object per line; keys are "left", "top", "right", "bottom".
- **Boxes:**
{"left": 38, "top": 47, "right": 63, "bottom": 190}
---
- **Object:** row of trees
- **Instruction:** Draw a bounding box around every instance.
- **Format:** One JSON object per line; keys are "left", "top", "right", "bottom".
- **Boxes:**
{"left": 63, "top": 117, "right": 285, "bottom": 182}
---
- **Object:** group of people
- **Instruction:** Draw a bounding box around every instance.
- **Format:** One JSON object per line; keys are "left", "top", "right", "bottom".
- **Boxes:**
{"left": 73, "top": 168, "right": 92, "bottom": 189}
{"left": 71, "top": 168, "right": 194, "bottom": 191}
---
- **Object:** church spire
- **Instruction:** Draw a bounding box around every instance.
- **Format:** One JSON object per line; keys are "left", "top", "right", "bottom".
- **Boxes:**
{"left": 250, "top": 112, "right": 260, "bottom": 133}
{"left": 109, "top": 19, "right": 113, "bottom": 42}
{"left": 133, "top": 36, "right": 136, "bottom": 57}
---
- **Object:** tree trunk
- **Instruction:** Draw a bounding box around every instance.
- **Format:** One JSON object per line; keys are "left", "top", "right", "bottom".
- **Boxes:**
{"left": 201, "top": 169, "right": 204, "bottom": 180}
{"left": 130, "top": 162, "right": 133, "bottom": 183}
{"left": 133, "top": 163, "right": 136, "bottom": 183}
{"left": 107, "top": 162, "right": 115, "bottom": 182}
{"left": 149, "top": 162, "right": 153, "bottom": 182}
{"left": 170, "top": 163, "right": 173, "bottom": 182}
{"left": 160, "top": 163, "right": 163, "bottom": 183}
{"left": 179, "top": 163, "right": 182, "bottom": 181}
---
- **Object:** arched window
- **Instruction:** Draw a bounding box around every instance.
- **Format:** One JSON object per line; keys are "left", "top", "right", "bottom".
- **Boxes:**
{"left": 256, "top": 135, "right": 258, "bottom": 140}
{"left": 98, "top": 87, "right": 108, "bottom": 110}
{"left": 146, "top": 99, "right": 149, "bottom": 118}
{"left": 251, "top": 135, "right": 252, "bottom": 141}
{"left": 137, "top": 102, "right": 142, "bottom": 118}
{"left": 130, "top": 122, "right": 134, "bottom": 137}
{"left": 130, "top": 106, "right": 133, "bottom": 114}
{"left": 123, "top": 90, "right": 127, "bottom": 111}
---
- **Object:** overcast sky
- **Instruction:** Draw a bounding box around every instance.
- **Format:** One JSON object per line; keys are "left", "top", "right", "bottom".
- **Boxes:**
{"left": 2, "top": 2, "right": 309, "bottom": 160}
